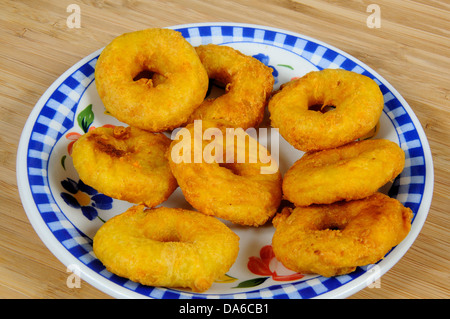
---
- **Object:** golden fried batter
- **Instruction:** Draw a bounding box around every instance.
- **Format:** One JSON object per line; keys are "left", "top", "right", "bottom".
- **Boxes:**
{"left": 282, "top": 139, "right": 405, "bottom": 206}
{"left": 269, "top": 69, "right": 384, "bottom": 152}
{"left": 187, "top": 44, "right": 274, "bottom": 129}
{"left": 168, "top": 120, "right": 282, "bottom": 226}
{"left": 93, "top": 205, "right": 240, "bottom": 292}
{"left": 71, "top": 126, "right": 177, "bottom": 207}
{"left": 95, "top": 28, "right": 209, "bottom": 132}
{"left": 272, "top": 193, "right": 413, "bottom": 277}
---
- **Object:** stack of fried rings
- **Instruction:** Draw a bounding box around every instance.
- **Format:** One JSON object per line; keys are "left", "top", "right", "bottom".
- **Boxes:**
{"left": 273, "top": 147, "right": 411, "bottom": 277}
{"left": 268, "top": 69, "right": 412, "bottom": 277}
{"left": 75, "top": 28, "right": 280, "bottom": 292}
{"left": 71, "top": 28, "right": 413, "bottom": 292}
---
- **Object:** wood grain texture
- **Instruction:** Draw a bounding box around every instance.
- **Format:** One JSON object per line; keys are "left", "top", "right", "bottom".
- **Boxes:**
{"left": 0, "top": 0, "right": 448, "bottom": 299}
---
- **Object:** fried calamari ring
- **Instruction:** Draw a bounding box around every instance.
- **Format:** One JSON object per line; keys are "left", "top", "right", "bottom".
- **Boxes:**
{"left": 71, "top": 126, "right": 177, "bottom": 207}
{"left": 268, "top": 69, "right": 384, "bottom": 152}
{"left": 168, "top": 120, "right": 282, "bottom": 226}
{"left": 272, "top": 193, "right": 413, "bottom": 277}
{"left": 93, "top": 205, "right": 239, "bottom": 292}
{"left": 95, "top": 28, "right": 209, "bottom": 132}
{"left": 186, "top": 44, "right": 274, "bottom": 129}
{"left": 282, "top": 139, "right": 405, "bottom": 206}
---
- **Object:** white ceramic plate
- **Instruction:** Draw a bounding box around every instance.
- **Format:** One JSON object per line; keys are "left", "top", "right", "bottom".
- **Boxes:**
{"left": 16, "top": 23, "right": 434, "bottom": 299}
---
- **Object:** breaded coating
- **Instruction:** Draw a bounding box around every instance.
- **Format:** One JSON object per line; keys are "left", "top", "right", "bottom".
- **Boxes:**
{"left": 272, "top": 193, "right": 413, "bottom": 277}
{"left": 95, "top": 28, "right": 209, "bottom": 132}
{"left": 282, "top": 139, "right": 405, "bottom": 206}
{"left": 269, "top": 69, "right": 384, "bottom": 152}
{"left": 187, "top": 44, "right": 274, "bottom": 129}
{"left": 168, "top": 120, "right": 282, "bottom": 226}
{"left": 72, "top": 126, "right": 177, "bottom": 207}
{"left": 93, "top": 205, "right": 240, "bottom": 292}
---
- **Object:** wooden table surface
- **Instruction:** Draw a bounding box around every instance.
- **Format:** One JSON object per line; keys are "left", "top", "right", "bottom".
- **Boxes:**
{"left": 1, "top": 0, "right": 448, "bottom": 299}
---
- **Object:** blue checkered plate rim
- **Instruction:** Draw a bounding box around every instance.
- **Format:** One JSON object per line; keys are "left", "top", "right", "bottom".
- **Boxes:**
{"left": 16, "top": 23, "right": 433, "bottom": 299}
